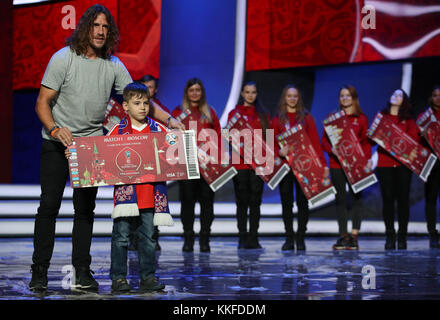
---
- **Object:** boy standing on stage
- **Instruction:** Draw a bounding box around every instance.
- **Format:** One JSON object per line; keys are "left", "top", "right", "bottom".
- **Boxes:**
{"left": 107, "top": 82, "right": 172, "bottom": 293}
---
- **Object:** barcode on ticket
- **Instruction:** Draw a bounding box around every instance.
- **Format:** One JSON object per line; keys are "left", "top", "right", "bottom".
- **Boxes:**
{"left": 183, "top": 130, "right": 200, "bottom": 179}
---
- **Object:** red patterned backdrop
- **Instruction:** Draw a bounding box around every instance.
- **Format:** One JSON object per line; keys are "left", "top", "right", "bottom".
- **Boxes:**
{"left": 13, "top": 0, "right": 161, "bottom": 90}
{"left": 246, "top": 0, "right": 440, "bottom": 71}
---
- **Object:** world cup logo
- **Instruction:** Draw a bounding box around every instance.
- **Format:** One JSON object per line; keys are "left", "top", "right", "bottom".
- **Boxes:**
{"left": 125, "top": 150, "right": 131, "bottom": 164}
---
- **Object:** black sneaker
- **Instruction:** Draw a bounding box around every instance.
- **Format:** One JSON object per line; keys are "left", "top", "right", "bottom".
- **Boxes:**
{"left": 112, "top": 278, "right": 131, "bottom": 293}
{"left": 333, "top": 235, "right": 350, "bottom": 250}
{"left": 347, "top": 235, "right": 359, "bottom": 250}
{"left": 281, "top": 236, "right": 295, "bottom": 251}
{"left": 71, "top": 267, "right": 99, "bottom": 291}
{"left": 139, "top": 276, "right": 165, "bottom": 292}
{"left": 29, "top": 265, "right": 48, "bottom": 291}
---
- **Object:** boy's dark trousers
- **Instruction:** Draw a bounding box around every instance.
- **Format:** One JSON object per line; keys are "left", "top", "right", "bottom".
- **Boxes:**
{"left": 32, "top": 139, "right": 97, "bottom": 269}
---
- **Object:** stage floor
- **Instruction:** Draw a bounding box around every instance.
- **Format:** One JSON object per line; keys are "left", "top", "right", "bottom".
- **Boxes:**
{"left": 0, "top": 237, "right": 439, "bottom": 300}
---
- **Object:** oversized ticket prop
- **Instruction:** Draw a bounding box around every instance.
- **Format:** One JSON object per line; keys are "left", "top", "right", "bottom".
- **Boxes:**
{"left": 323, "top": 110, "right": 377, "bottom": 193}
{"left": 417, "top": 108, "right": 440, "bottom": 159}
{"left": 368, "top": 112, "right": 437, "bottom": 182}
{"left": 104, "top": 98, "right": 126, "bottom": 132}
{"left": 276, "top": 124, "right": 336, "bottom": 205}
{"left": 174, "top": 109, "right": 237, "bottom": 192}
{"left": 226, "top": 112, "right": 291, "bottom": 190}
{"left": 67, "top": 130, "right": 200, "bottom": 188}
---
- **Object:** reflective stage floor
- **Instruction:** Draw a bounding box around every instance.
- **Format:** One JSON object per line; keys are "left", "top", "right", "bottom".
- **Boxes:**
{"left": 0, "top": 237, "right": 439, "bottom": 300}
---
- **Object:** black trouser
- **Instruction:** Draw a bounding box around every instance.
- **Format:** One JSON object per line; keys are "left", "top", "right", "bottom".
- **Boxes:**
{"left": 232, "top": 169, "right": 264, "bottom": 235}
{"left": 376, "top": 166, "right": 412, "bottom": 235}
{"left": 278, "top": 171, "right": 309, "bottom": 235}
{"left": 178, "top": 178, "right": 214, "bottom": 234}
{"left": 425, "top": 161, "right": 440, "bottom": 233}
{"left": 32, "top": 139, "right": 98, "bottom": 269}
{"left": 331, "top": 168, "right": 363, "bottom": 235}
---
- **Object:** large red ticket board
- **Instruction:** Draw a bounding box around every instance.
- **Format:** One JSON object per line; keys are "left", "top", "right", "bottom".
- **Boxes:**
{"left": 417, "top": 108, "right": 440, "bottom": 159}
{"left": 368, "top": 112, "right": 437, "bottom": 182}
{"left": 67, "top": 130, "right": 199, "bottom": 188}
{"left": 226, "top": 112, "right": 290, "bottom": 190}
{"left": 174, "top": 109, "right": 237, "bottom": 192}
{"left": 276, "top": 124, "right": 336, "bottom": 206}
{"left": 323, "top": 110, "right": 377, "bottom": 193}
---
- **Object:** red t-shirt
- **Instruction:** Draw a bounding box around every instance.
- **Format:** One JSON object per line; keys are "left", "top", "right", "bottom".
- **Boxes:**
{"left": 376, "top": 114, "right": 420, "bottom": 167}
{"left": 108, "top": 121, "right": 167, "bottom": 209}
{"left": 272, "top": 112, "right": 327, "bottom": 166}
{"left": 227, "top": 105, "right": 270, "bottom": 170}
{"left": 321, "top": 113, "right": 371, "bottom": 169}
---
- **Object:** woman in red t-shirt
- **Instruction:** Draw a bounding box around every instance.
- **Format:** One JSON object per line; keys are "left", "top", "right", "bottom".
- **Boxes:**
{"left": 417, "top": 85, "right": 440, "bottom": 248}
{"left": 228, "top": 81, "right": 270, "bottom": 249}
{"left": 376, "top": 89, "right": 418, "bottom": 250}
{"left": 172, "top": 78, "right": 221, "bottom": 253}
{"left": 321, "top": 85, "right": 371, "bottom": 251}
{"left": 273, "top": 85, "right": 328, "bottom": 251}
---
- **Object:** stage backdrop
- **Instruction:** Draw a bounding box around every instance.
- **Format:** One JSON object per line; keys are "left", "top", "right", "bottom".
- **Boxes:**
{"left": 246, "top": 0, "right": 440, "bottom": 71}
{"left": 13, "top": 0, "right": 161, "bottom": 90}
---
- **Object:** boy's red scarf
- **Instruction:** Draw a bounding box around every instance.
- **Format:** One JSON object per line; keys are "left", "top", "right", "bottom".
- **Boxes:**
{"left": 112, "top": 116, "right": 173, "bottom": 226}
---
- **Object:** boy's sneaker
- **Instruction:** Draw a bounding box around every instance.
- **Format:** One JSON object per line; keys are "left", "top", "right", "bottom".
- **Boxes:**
{"left": 347, "top": 235, "right": 359, "bottom": 250}
{"left": 332, "top": 235, "right": 350, "bottom": 250}
{"left": 29, "top": 265, "right": 48, "bottom": 291}
{"left": 139, "top": 276, "right": 165, "bottom": 292}
{"left": 112, "top": 279, "right": 131, "bottom": 293}
{"left": 71, "top": 267, "right": 99, "bottom": 291}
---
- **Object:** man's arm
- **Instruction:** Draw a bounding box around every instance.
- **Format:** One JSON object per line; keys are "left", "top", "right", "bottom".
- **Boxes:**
{"left": 150, "top": 100, "right": 185, "bottom": 130}
{"left": 35, "top": 85, "right": 73, "bottom": 147}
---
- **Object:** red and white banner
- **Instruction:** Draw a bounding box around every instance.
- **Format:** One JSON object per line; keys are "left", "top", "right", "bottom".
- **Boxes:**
{"left": 417, "top": 108, "right": 440, "bottom": 159}
{"left": 368, "top": 112, "right": 437, "bottom": 181}
{"left": 226, "top": 112, "right": 290, "bottom": 190}
{"left": 323, "top": 110, "right": 377, "bottom": 193}
{"left": 276, "top": 124, "right": 336, "bottom": 206}
{"left": 67, "top": 130, "right": 199, "bottom": 188}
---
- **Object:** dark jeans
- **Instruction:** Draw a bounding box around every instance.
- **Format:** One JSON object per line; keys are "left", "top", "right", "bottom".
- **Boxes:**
{"left": 32, "top": 139, "right": 97, "bottom": 269}
{"left": 331, "top": 168, "right": 363, "bottom": 235}
{"left": 376, "top": 166, "right": 412, "bottom": 235}
{"left": 278, "top": 171, "right": 309, "bottom": 235}
{"left": 178, "top": 178, "right": 214, "bottom": 234}
{"left": 232, "top": 169, "right": 264, "bottom": 235}
{"left": 425, "top": 161, "right": 440, "bottom": 233}
{"left": 110, "top": 209, "right": 156, "bottom": 280}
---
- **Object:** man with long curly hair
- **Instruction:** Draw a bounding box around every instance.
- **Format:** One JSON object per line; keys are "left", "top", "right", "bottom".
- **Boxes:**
{"left": 30, "top": 4, "right": 183, "bottom": 292}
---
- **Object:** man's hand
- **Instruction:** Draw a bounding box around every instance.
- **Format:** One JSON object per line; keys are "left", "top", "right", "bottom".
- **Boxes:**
{"left": 53, "top": 127, "right": 73, "bottom": 147}
{"left": 168, "top": 117, "right": 185, "bottom": 130}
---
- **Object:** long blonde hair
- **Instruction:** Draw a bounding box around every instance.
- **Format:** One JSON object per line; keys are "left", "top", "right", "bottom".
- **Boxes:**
{"left": 181, "top": 78, "right": 212, "bottom": 123}
{"left": 277, "top": 84, "right": 308, "bottom": 124}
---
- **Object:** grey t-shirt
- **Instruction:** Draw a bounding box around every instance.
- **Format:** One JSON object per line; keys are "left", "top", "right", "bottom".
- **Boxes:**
{"left": 41, "top": 46, "right": 132, "bottom": 139}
